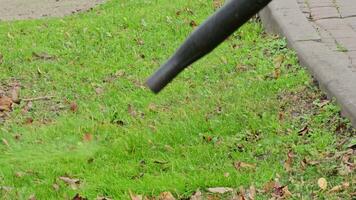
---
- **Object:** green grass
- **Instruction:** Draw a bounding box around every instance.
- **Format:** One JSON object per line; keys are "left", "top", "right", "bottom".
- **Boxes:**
{"left": 0, "top": 0, "right": 354, "bottom": 199}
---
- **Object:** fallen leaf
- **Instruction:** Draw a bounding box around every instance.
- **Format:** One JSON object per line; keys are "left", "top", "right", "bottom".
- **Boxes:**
{"left": 83, "top": 133, "right": 93, "bottom": 142}
{"left": 28, "top": 194, "right": 36, "bottom": 200}
{"left": 59, "top": 176, "right": 80, "bottom": 190}
{"left": 128, "top": 104, "right": 137, "bottom": 117}
{"left": 0, "top": 53, "right": 3, "bottom": 64}
{"left": 0, "top": 96, "right": 13, "bottom": 112}
{"left": 318, "top": 178, "right": 328, "bottom": 190}
{"left": 263, "top": 181, "right": 280, "bottom": 193}
{"left": 32, "top": 52, "right": 56, "bottom": 60}
{"left": 52, "top": 183, "right": 60, "bottom": 191}
{"left": 234, "top": 161, "right": 256, "bottom": 170}
{"left": 95, "top": 87, "right": 104, "bottom": 95}
{"left": 96, "top": 196, "right": 113, "bottom": 200}
{"left": 284, "top": 150, "right": 294, "bottom": 172}
{"left": 159, "top": 192, "right": 176, "bottom": 200}
{"left": 249, "top": 185, "right": 256, "bottom": 200}
{"left": 298, "top": 125, "right": 309, "bottom": 136}
{"left": 72, "top": 193, "right": 87, "bottom": 200}
{"left": 10, "top": 84, "right": 21, "bottom": 104}
{"left": 282, "top": 186, "right": 292, "bottom": 198}
{"left": 2, "top": 138, "right": 9, "bottom": 147}
{"left": 190, "top": 189, "right": 202, "bottom": 200}
{"left": 70, "top": 102, "right": 78, "bottom": 112}
{"left": 189, "top": 20, "right": 197, "bottom": 28}
{"left": 328, "top": 182, "right": 349, "bottom": 193}
{"left": 15, "top": 172, "right": 24, "bottom": 178}
{"left": 129, "top": 191, "right": 143, "bottom": 200}
{"left": 207, "top": 187, "right": 233, "bottom": 194}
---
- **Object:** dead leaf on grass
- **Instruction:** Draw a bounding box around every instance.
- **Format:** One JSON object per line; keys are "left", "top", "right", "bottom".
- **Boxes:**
{"left": 190, "top": 189, "right": 202, "bottom": 200}
{"left": 52, "top": 183, "right": 60, "bottom": 191}
{"left": 83, "top": 133, "right": 93, "bottom": 142}
{"left": 234, "top": 161, "right": 256, "bottom": 170}
{"left": 318, "top": 178, "right": 328, "bottom": 190}
{"left": 159, "top": 192, "right": 176, "bottom": 200}
{"left": 10, "top": 84, "right": 21, "bottom": 104}
{"left": 129, "top": 191, "right": 143, "bottom": 200}
{"left": 0, "top": 96, "right": 13, "bottom": 112}
{"left": 28, "top": 194, "right": 36, "bottom": 200}
{"left": 207, "top": 187, "right": 233, "bottom": 194}
{"left": 72, "top": 193, "right": 88, "bottom": 200}
{"left": 59, "top": 176, "right": 80, "bottom": 190}
{"left": 298, "top": 125, "right": 309, "bottom": 136}
{"left": 284, "top": 150, "right": 294, "bottom": 172}
{"left": 32, "top": 52, "right": 56, "bottom": 60}
{"left": 2, "top": 138, "right": 9, "bottom": 147}
{"left": 70, "top": 102, "right": 78, "bottom": 112}
{"left": 96, "top": 196, "right": 113, "bottom": 200}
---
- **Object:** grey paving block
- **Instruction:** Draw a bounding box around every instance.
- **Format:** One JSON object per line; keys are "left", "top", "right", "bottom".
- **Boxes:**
{"left": 338, "top": 6, "right": 356, "bottom": 18}
{"left": 311, "top": 7, "right": 340, "bottom": 20}
{"left": 336, "top": 37, "right": 356, "bottom": 51}
{"left": 308, "top": 0, "right": 334, "bottom": 8}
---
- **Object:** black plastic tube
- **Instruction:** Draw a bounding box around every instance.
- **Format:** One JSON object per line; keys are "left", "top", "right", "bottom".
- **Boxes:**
{"left": 146, "top": 0, "right": 272, "bottom": 93}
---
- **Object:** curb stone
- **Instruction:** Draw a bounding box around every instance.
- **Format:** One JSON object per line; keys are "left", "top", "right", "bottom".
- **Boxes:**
{"left": 260, "top": 0, "right": 356, "bottom": 127}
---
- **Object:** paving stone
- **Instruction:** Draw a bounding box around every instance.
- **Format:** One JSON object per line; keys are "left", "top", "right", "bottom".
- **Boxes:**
{"left": 344, "top": 17, "right": 356, "bottom": 30}
{"left": 310, "top": 7, "right": 340, "bottom": 20}
{"left": 327, "top": 27, "right": 356, "bottom": 38}
{"left": 308, "top": 0, "right": 334, "bottom": 8}
{"left": 338, "top": 6, "right": 356, "bottom": 18}
{"left": 335, "top": 0, "right": 356, "bottom": 7}
{"left": 336, "top": 37, "right": 356, "bottom": 51}
{"left": 315, "top": 18, "right": 348, "bottom": 30}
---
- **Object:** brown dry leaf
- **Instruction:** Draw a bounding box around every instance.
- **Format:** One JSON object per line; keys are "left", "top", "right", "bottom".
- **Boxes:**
{"left": 70, "top": 102, "right": 78, "bottom": 112}
{"left": 189, "top": 20, "right": 198, "bottom": 28}
{"left": 2, "top": 138, "right": 9, "bottom": 147}
{"left": 95, "top": 87, "right": 104, "bottom": 95}
{"left": 0, "top": 53, "right": 3, "bottom": 64}
{"left": 59, "top": 176, "right": 80, "bottom": 190}
{"left": 158, "top": 192, "right": 175, "bottom": 200}
{"left": 263, "top": 181, "right": 279, "bottom": 193}
{"left": 83, "top": 133, "right": 93, "bottom": 142}
{"left": 72, "top": 193, "right": 88, "bottom": 200}
{"left": 328, "top": 182, "right": 350, "bottom": 193}
{"left": 234, "top": 161, "right": 256, "bottom": 170}
{"left": 129, "top": 191, "right": 143, "bottom": 200}
{"left": 298, "top": 125, "right": 309, "bottom": 136}
{"left": 207, "top": 187, "right": 233, "bottom": 194}
{"left": 213, "top": 0, "right": 223, "bottom": 9}
{"left": 10, "top": 84, "right": 21, "bottom": 104}
{"left": 318, "top": 178, "right": 328, "bottom": 190}
{"left": 190, "top": 189, "right": 202, "bottom": 200}
{"left": 32, "top": 52, "right": 56, "bottom": 60}
{"left": 28, "top": 194, "right": 36, "bottom": 200}
{"left": 96, "top": 197, "right": 113, "bottom": 200}
{"left": 282, "top": 186, "right": 292, "bottom": 198}
{"left": 128, "top": 104, "right": 137, "bottom": 117}
{"left": 0, "top": 96, "right": 13, "bottom": 112}
{"left": 52, "top": 183, "right": 60, "bottom": 191}
{"left": 249, "top": 185, "right": 256, "bottom": 200}
{"left": 284, "top": 151, "right": 294, "bottom": 172}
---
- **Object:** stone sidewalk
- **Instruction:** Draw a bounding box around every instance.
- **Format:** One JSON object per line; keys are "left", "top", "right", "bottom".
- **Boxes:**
{"left": 298, "top": 0, "right": 356, "bottom": 67}
{"left": 260, "top": 0, "right": 356, "bottom": 126}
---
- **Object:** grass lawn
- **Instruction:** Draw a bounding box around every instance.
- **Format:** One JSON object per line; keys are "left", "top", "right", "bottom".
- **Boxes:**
{"left": 0, "top": 0, "right": 354, "bottom": 199}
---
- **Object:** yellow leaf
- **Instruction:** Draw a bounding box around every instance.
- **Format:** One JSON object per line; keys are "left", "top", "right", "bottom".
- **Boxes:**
{"left": 318, "top": 178, "right": 328, "bottom": 190}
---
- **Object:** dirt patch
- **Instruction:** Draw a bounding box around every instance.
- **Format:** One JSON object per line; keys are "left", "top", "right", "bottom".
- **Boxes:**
{"left": 0, "top": 0, "right": 106, "bottom": 21}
